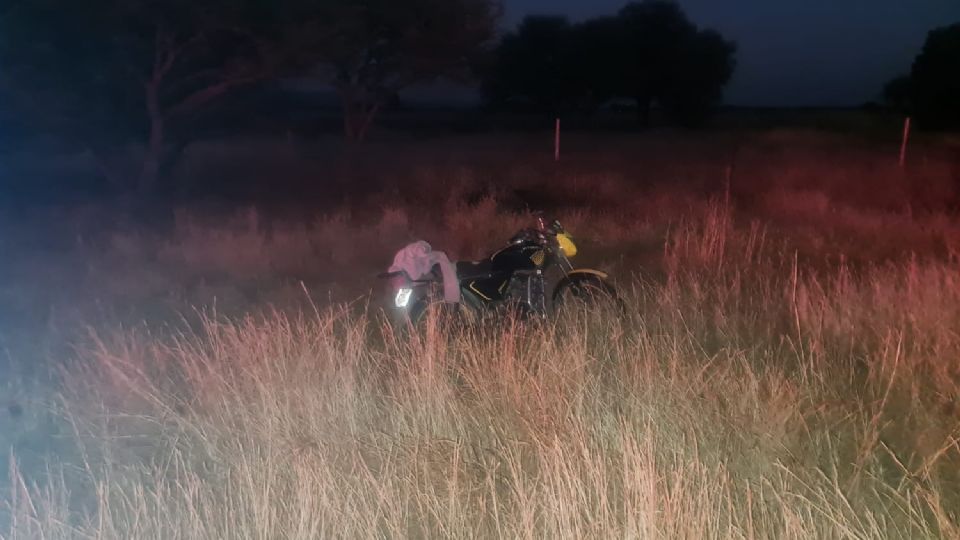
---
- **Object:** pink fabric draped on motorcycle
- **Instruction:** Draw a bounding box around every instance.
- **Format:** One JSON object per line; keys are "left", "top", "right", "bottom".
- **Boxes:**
{"left": 388, "top": 241, "right": 461, "bottom": 303}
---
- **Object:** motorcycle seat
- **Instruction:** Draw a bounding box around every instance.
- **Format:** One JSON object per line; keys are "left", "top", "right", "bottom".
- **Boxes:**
{"left": 456, "top": 260, "right": 493, "bottom": 280}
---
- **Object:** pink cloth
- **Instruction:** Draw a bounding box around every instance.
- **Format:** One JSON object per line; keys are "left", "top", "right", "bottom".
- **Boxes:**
{"left": 388, "top": 241, "right": 461, "bottom": 303}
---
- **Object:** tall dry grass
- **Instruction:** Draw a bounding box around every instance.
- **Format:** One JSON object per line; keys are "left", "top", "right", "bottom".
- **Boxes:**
{"left": 4, "top": 199, "right": 960, "bottom": 539}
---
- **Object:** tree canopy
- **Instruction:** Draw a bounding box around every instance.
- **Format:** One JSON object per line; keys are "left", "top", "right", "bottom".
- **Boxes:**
{"left": 482, "top": 16, "right": 577, "bottom": 112}
{"left": 483, "top": 0, "right": 737, "bottom": 126}
{"left": 911, "top": 23, "right": 960, "bottom": 130}
{"left": 884, "top": 22, "right": 960, "bottom": 130}
{"left": 883, "top": 75, "right": 913, "bottom": 113}
{"left": 0, "top": 0, "right": 502, "bottom": 191}
{"left": 316, "top": 0, "right": 501, "bottom": 141}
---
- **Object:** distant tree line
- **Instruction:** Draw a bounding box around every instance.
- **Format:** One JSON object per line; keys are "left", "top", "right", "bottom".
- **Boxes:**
{"left": 0, "top": 0, "right": 737, "bottom": 194}
{"left": 482, "top": 1, "right": 737, "bottom": 127}
{"left": 884, "top": 22, "right": 960, "bottom": 130}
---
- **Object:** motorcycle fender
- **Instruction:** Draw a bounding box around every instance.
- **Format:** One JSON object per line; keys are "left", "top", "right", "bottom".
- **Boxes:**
{"left": 567, "top": 269, "right": 608, "bottom": 280}
{"left": 552, "top": 269, "right": 612, "bottom": 301}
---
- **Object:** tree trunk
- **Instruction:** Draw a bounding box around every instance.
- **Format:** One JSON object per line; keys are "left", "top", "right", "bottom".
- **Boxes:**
{"left": 339, "top": 88, "right": 381, "bottom": 142}
{"left": 355, "top": 101, "right": 381, "bottom": 142}
{"left": 139, "top": 82, "right": 165, "bottom": 195}
{"left": 344, "top": 110, "right": 359, "bottom": 141}
{"left": 89, "top": 147, "right": 127, "bottom": 191}
{"left": 340, "top": 88, "right": 357, "bottom": 140}
{"left": 343, "top": 111, "right": 354, "bottom": 140}
{"left": 159, "top": 137, "right": 190, "bottom": 184}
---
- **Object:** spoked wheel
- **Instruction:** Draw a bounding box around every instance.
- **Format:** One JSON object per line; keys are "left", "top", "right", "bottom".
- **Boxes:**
{"left": 553, "top": 278, "right": 625, "bottom": 319}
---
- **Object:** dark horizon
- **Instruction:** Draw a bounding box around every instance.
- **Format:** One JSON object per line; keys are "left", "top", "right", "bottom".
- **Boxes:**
{"left": 504, "top": 0, "right": 960, "bottom": 107}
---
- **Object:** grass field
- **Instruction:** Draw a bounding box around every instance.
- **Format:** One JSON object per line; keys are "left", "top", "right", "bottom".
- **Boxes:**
{"left": 2, "top": 129, "right": 960, "bottom": 538}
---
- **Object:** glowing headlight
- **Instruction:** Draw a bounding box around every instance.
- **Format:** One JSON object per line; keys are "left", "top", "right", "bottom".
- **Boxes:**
{"left": 395, "top": 288, "right": 413, "bottom": 308}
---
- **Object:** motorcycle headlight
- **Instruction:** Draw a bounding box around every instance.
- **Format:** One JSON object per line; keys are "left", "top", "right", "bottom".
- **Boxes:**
{"left": 557, "top": 233, "right": 578, "bottom": 258}
{"left": 395, "top": 288, "right": 413, "bottom": 308}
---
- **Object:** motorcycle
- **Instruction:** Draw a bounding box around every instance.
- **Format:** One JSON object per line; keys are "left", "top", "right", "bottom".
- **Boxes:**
{"left": 380, "top": 216, "right": 620, "bottom": 325}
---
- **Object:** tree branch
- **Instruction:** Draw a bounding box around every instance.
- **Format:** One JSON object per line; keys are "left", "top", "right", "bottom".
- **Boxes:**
{"left": 153, "top": 26, "right": 203, "bottom": 82}
{"left": 165, "top": 75, "right": 261, "bottom": 118}
{"left": 153, "top": 26, "right": 166, "bottom": 80}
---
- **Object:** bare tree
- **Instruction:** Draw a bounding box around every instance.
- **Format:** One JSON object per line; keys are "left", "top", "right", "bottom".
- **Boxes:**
{"left": 0, "top": 0, "right": 317, "bottom": 193}
{"left": 316, "top": 0, "right": 501, "bottom": 141}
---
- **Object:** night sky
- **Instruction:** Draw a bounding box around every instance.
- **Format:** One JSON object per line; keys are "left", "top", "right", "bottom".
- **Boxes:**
{"left": 505, "top": 0, "right": 960, "bottom": 107}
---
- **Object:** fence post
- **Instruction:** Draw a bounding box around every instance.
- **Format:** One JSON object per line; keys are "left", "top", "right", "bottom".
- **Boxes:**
{"left": 555, "top": 118, "right": 561, "bottom": 162}
{"left": 899, "top": 116, "right": 911, "bottom": 168}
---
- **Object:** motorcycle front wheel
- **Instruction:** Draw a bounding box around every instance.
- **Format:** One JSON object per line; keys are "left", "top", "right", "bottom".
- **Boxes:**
{"left": 552, "top": 276, "right": 624, "bottom": 317}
